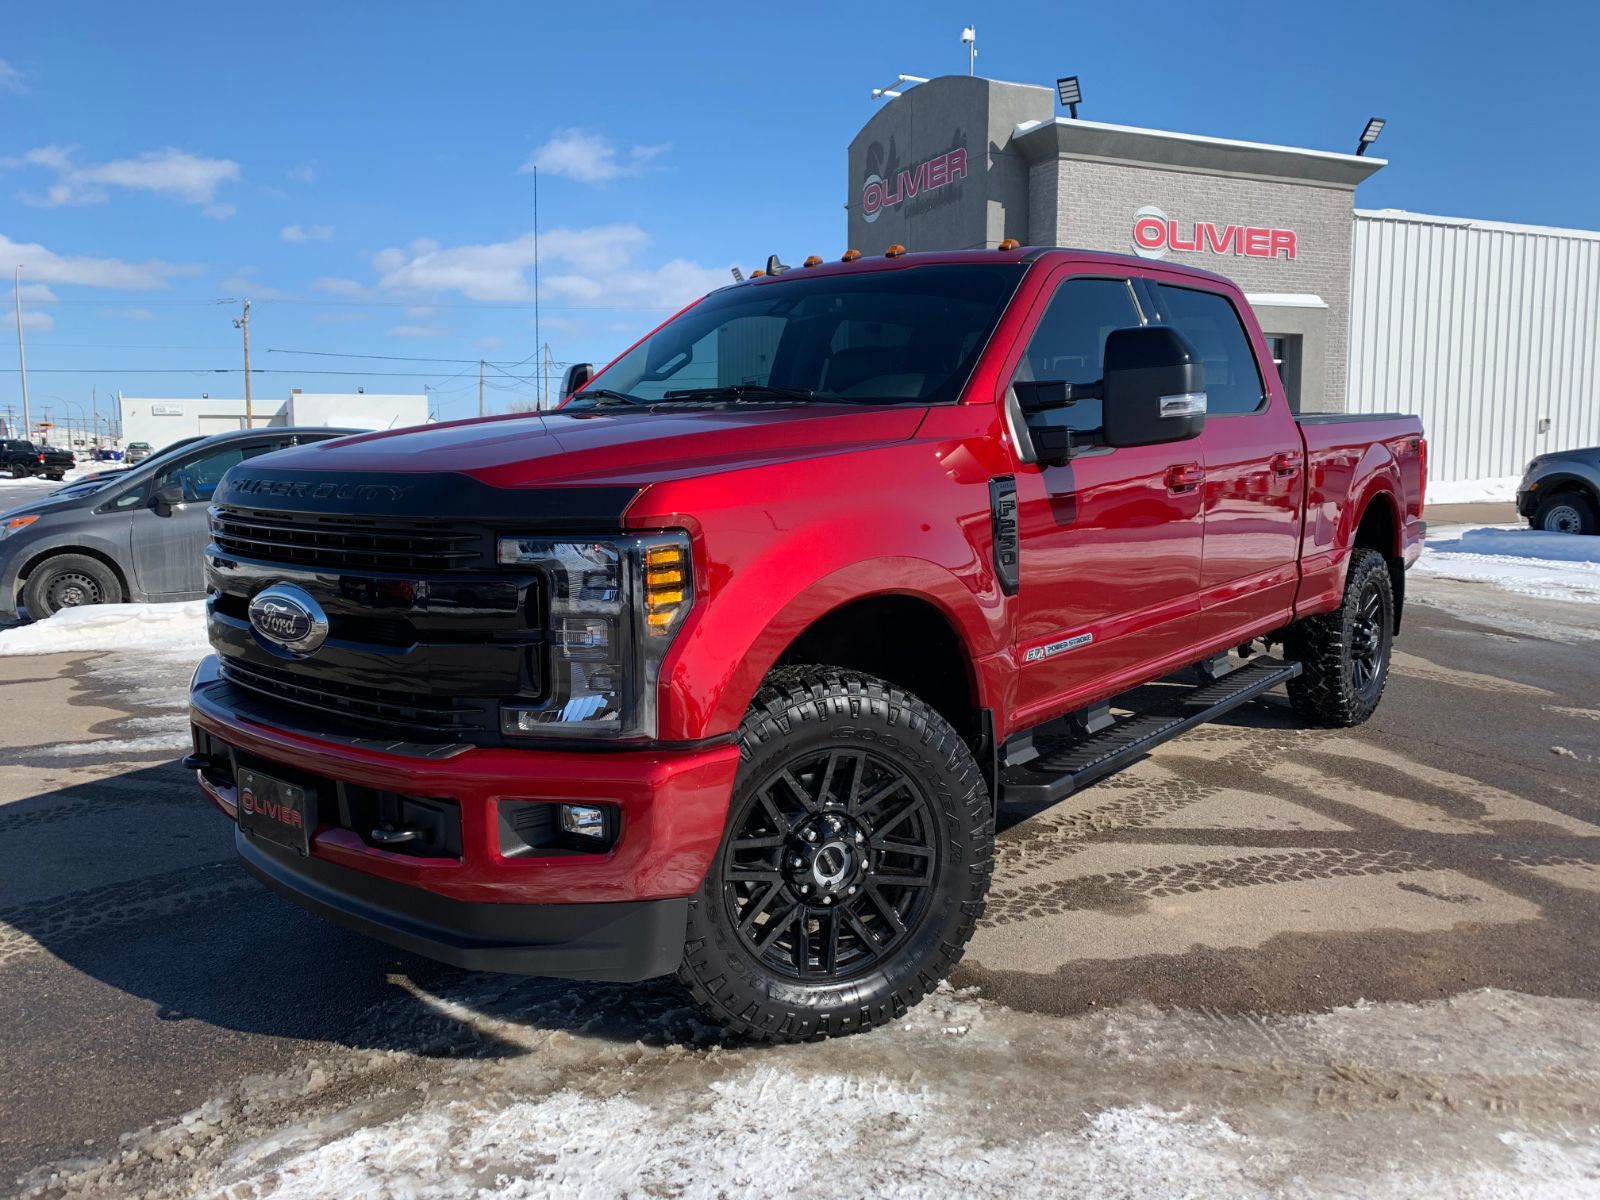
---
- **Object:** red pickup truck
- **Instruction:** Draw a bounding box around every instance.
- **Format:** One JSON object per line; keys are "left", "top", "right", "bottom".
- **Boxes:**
{"left": 189, "top": 246, "right": 1425, "bottom": 1041}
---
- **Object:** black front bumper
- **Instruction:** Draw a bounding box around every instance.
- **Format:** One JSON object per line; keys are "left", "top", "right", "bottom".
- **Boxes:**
{"left": 238, "top": 830, "right": 688, "bottom": 982}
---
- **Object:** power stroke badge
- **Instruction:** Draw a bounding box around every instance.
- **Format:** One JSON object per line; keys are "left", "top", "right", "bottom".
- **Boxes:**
{"left": 1023, "top": 632, "right": 1094, "bottom": 664}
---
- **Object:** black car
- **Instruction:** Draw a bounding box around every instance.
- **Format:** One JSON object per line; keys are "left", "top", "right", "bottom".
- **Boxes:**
{"left": 0, "top": 426, "right": 356, "bottom": 620}
{"left": 0, "top": 438, "right": 52, "bottom": 480}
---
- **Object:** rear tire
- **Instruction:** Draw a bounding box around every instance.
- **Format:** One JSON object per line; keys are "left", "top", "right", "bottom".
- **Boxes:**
{"left": 677, "top": 667, "right": 992, "bottom": 1042}
{"left": 8, "top": 464, "right": 25, "bottom": 479}
{"left": 1532, "top": 492, "right": 1598, "bottom": 535}
{"left": 1284, "top": 548, "right": 1394, "bottom": 727}
{"left": 22, "top": 554, "right": 123, "bottom": 621}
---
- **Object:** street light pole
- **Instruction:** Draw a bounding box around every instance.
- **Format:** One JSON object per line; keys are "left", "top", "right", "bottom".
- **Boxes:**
{"left": 233, "top": 299, "right": 253, "bottom": 426}
{"left": 14, "top": 265, "right": 30, "bottom": 442}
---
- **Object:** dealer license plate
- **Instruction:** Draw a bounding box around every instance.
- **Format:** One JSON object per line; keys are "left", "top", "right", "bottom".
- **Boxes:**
{"left": 237, "top": 768, "right": 315, "bottom": 856}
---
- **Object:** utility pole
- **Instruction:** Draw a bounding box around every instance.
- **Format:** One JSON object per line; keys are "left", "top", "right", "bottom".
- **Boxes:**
{"left": 232, "top": 299, "right": 253, "bottom": 426}
{"left": 532, "top": 164, "right": 541, "bottom": 414}
{"left": 14, "top": 266, "right": 31, "bottom": 442}
{"left": 478, "top": 359, "right": 485, "bottom": 417}
{"left": 91, "top": 384, "right": 98, "bottom": 451}
{"left": 542, "top": 342, "right": 553, "bottom": 410}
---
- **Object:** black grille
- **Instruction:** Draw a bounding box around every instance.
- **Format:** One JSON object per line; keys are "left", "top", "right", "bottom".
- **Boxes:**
{"left": 211, "top": 508, "right": 482, "bottom": 572}
{"left": 220, "top": 657, "right": 482, "bottom": 739}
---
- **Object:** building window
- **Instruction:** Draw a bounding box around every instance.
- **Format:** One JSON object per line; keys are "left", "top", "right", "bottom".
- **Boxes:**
{"left": 1264, "top": 334, "right": 1304, "bottom": 413}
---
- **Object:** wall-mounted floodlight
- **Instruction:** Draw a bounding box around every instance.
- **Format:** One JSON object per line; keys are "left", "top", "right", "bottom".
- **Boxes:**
{"left": 1057, "top": 75, "right": 1082, "bottom": 119}
{"left": 1356, "top": 117, "right": 1386, "bottom": 156}
{"left": 730, "top": 267, "right": 745, "bottom": 282}
{"left": 871, "top": 73, "right": 930, "bottom": 100}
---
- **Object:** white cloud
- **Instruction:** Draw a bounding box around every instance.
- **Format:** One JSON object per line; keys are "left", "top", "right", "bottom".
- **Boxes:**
{"left": 405, "top": 305, "right": 439, "bottom": 318}
{"left": 4, "top": 145, "right": 241, "bottom": 212}
{"left": 0, "top": 59, "right": 26, "bottom": 94}
{"left": 368, "top": 222, "right": 725, "bottom": 311}
{"left": 9, "top": 283, "right": 57, "bottom": 304}
{"left": 281, "top": 223, "right": 333, "bottom": 243}
{"left": 313, "top": 276, "right": 369, "bottom": 297}
{"left": 220, "top": 269, "right": 293, "bottom": 301}
{"left": 519, "top": 129, "right": 670, "bottom": 184}
{"left": 2, "top": 309, "right": 53, "bottom": 332}
{"left": 287, "top": 162, "right": 318, "bottom": 183}
{"left": 0, "top": 232, "right": 197, "bottom": 290}
{"left": 389, "top": 323, "right": 454, "bottom": 338}
{"left": 475, "top": 336, "right": 504, "bottom": 350}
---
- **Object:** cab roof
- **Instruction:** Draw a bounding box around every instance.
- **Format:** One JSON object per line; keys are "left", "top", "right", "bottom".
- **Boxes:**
{"left": 724, "top": 246, "right": 1240, "bottom": 291}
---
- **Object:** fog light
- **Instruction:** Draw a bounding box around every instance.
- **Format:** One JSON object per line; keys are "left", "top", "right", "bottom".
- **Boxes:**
{"left": 559, "top": 804, "right": 607, "bottom": 839}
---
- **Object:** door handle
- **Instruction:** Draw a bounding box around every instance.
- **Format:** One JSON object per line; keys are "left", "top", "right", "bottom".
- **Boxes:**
{"left": 1165, "top": 462, "right": 1206, "bottom": 492}
{"left": 1270, "top": 452, "right": 1302, "bottom": 477}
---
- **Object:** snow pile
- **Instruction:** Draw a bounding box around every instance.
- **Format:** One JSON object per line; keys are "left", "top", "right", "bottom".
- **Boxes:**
{"left": 1426, "top": 475, "right": 1521, "bottom": 506}
{"left": 1415, "top": 525, "right": 1600, "bottom": 604}
{"left": 0, "top": 600, "right": 209, "bottom": 658}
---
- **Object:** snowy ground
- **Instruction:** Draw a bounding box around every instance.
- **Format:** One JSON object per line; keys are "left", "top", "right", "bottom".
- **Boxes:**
{"left": 1426, "top": 475, "right": 1522, "bottom": 506}
{"left": 1415, "top": 524, "right": 1600, "bottom": 605}
{"left": 18, "top": 979, "right": 1600, "bottom": 1199}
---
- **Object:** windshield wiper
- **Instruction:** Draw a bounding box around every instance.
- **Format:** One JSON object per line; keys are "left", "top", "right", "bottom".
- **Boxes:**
{"left": 570, "top": 388, "right": 653, "bottom": 407}
{"left": 660, "top": 384, "right": 815, "bottom": 403}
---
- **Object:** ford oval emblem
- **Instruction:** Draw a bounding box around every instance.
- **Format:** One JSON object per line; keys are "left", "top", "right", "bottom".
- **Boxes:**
{"left": 248, "top": 583, "right": 329, "bottom": 656}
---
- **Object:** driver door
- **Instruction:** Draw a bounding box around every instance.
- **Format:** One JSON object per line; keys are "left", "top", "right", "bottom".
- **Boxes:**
{"left": 1005, "top": 271, "right": 1205, "bottom": 728}
{"left": 127, "top": 439, "right": 268, "bottom": 596}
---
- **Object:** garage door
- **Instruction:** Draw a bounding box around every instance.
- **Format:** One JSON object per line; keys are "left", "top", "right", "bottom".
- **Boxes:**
{"left": 198, "top": 415, "right": 244, "bottom": 435}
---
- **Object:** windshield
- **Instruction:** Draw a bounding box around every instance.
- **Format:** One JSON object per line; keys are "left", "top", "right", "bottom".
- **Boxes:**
{"left": 578, "top": 263, "right": 1025, "bottom": 407}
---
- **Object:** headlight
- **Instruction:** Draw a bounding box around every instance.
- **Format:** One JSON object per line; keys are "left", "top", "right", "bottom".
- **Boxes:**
{"left": 0, "top": 515, "right": 39, "bottom": 540}
{"left": 496, "top": 532, "right": 693, "bottom": 740}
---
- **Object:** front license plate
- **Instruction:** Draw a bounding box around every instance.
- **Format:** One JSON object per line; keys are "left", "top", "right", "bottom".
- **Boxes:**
{"left": 238, "top": 768, "right": 315, "bottom": 856}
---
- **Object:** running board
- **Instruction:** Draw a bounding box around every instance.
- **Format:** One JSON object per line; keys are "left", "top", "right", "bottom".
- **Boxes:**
{"left": 999, "top": 658, "right": 1302, "bottom": 808}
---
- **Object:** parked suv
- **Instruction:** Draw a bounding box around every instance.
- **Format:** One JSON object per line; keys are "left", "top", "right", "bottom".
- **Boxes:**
{"left": 0, "top": 427, "right": 355, "bottom": 619}
{"left": 189, "top": 247, "right": 1425, "bottom": 1040}
{"left": 1519, "top": 447, "right": 1600, "bottom": 534}
{"left": 1, "top": 439, "right": 51, "bottom": 480}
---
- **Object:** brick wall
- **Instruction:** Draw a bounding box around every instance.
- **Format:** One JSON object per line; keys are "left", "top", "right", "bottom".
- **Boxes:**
{"left": 1030, "top": 158, "right": 1356, "bottom": 411}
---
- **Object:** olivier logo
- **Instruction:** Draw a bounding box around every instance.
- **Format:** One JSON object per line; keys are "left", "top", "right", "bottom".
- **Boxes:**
{"left": 1132, "top": 206, "right": 1298, "bottom": 261}
{"left": 862, "top": 146, "right": 968, "bottom": 224}
{"left": 248, "top": 583, "right": 329, "bottom": 656}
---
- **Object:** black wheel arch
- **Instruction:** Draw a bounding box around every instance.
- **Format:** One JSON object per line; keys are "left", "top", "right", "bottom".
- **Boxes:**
{"left": 1352, "top": 490, "right": 1406, "bottom": 634}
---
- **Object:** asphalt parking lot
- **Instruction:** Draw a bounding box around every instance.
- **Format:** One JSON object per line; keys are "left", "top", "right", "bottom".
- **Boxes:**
{"left": 1, "top": 543, "right": 1598, "bottom": 1196}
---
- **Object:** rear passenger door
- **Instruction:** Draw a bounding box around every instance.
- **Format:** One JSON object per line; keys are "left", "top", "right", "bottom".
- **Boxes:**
{"left": 1004, "top": 272, "right": 1205, "bottom": 727}
{"left": 1145, "top": 280, "right": 1304, "bottom": 645}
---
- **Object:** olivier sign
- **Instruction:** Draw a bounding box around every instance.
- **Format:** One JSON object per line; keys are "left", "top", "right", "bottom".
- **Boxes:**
{"left": 862, "top": 147, "right": 968, "bottom": 224}
{"left": 1131, "top": 206, "right": 1297, "bottom": 261}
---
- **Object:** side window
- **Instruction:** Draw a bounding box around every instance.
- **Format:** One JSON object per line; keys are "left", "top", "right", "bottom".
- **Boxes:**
{"left": 157, "top": 446, "right": 247, "bottom": 503}
{"left": 1015, "top": 278, "right": 1142, "bottom": 433}
{"left": 1153, "top": 284, "right": 1266, "bottom": 416}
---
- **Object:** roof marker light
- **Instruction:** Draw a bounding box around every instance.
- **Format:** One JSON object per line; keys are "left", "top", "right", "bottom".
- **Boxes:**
{"left": 750, "top": 269, "right": 766, "bottom": 278}
{"left": 885, "top": 244, "right": 907, "bottom": 258}
{"left": 998, "top": 239, "right": 1021, "bottom": 251}
{"left": 841, "top": 249, "right": 862, "bottom": 262}
{"left": 803, "top": 255, "right": 823, "bottom": 267}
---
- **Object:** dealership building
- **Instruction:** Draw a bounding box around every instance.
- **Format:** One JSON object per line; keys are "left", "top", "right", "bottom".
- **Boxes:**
{"left": 117, "top": 392, "right": 428, "bottom": 447}
{"left": 846, "top": 75, "right": 1600, "bottom": 482}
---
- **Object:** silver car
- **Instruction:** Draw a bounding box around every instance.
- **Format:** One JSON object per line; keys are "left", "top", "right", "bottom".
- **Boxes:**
{"left": 0, "top": 426, "right": 355, "bottom": 621}
{"left": 1518, "top": 446, "right": 1600, "bottom": 535}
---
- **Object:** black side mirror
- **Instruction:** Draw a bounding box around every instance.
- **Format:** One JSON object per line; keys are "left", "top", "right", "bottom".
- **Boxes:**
{"left": 1011, "top": 379, "right": 1103, "bottom": 415}
{"left": 152, "top": 482, "right": 185, "bottom": 516}
{"left": 1101, "top": 326, "right": 1207, "bottom": 448}
{"left": 561, "top": 362, "right": 595, "bottom": 402}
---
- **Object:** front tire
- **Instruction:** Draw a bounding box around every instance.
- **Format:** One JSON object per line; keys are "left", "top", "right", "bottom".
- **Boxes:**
{"left": 677, "top": 667, "right": 992, "bottom": 1041}
{"left": 1532, "top": 492, "right": 1599, "bottom": 535}
{"left": 22, "top": 553, "right": 124, "bottom": 620}
{"left": 1285, "top": 547, "right": 1394, "bottom": 727}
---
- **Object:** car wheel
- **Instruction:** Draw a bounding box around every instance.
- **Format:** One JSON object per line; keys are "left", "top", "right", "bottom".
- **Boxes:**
{"left": 1284, "top": 548, "right": 1394, "bottom": 728}
{"left": 8, "top": 464, "right": 25, "bottom": 479}
{"left": 676, "top": 667, "right": 993, "bottom": 1041}
{"left": 22, "top": 554, "right": 124, "bottom": 620}
{"left": 1532, "top": 492, "right": 1599, "bottom": 535}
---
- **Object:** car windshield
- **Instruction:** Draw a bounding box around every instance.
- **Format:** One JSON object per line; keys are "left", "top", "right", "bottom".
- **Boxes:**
{"left": 573, "top": 263, "right": 1026, "bottom": 408}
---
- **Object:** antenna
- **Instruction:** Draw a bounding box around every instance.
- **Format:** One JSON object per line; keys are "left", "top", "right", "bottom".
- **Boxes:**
{"left": 961, "top": 26, "right": 976, "bottom": 75}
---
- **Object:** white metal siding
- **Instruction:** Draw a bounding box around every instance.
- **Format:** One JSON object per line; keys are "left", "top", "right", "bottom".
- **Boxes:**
{"left": 1349, "top": 210, "right": 1600, "bottom": 483}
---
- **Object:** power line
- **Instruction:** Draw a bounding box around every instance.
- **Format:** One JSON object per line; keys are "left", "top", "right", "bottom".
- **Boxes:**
{"left": 265, "top": 347, "right": 556, "bottom": 366}
{"left": 11, "top": 366, "right": 511, "bottom": 378}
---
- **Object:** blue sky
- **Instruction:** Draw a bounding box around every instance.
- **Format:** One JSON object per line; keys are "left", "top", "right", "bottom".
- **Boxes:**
{"left": 3, "top": 0, "right": 1596, "bottom": 431}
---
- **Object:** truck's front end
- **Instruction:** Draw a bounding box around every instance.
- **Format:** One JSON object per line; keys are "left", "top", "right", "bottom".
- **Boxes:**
{"left": 188, "top": 464, "right": 739, "bottom": 981}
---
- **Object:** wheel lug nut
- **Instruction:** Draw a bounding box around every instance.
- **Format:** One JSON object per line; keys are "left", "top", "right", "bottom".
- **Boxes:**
{"left": 847, "top": 885, "right": 857, "bottom": 895}
{"left": 803, "top": 830, "right": 817, "bottom": 843}
{"left": 791, "top": 857, "right": 804, "bottom": 868}
{"left": 823, "top": 896, "right": 834, "bottom": 905}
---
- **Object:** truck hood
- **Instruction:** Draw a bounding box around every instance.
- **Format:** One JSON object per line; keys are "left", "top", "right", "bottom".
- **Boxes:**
{"left": 253, "top": 404, "right": 930, "bottom": 490}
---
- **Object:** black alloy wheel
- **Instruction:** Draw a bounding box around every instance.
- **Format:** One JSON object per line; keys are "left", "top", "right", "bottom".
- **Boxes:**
{"left": 722, "top": 746, "right": 939, "bottom": 980}
{"left": 1347, "top": 575, "right": 1389, "bottom": 700}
